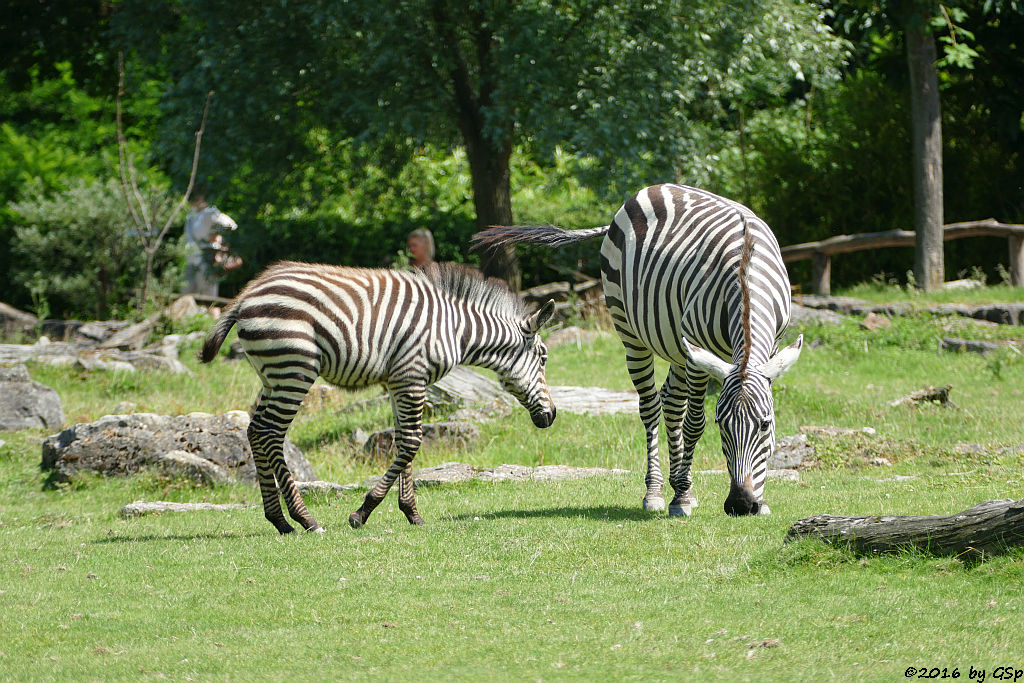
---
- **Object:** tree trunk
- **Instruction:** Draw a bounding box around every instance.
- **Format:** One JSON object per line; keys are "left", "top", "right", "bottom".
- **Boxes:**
{"left": 464, "top": 135, "right": 521, "bottom": 290}
{"left": 432, "top": 5, "right": 521, "bottom": 291}
{"left": 786, "top": 498, "right": 1024, "bottom": 560}
{"left": 905, "top": 7, "right": 944, "bottom": 291}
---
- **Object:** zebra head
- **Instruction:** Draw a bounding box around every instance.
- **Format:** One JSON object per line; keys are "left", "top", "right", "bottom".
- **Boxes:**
{"left": 497, "top": 300, "right": 558, "bottom": 429}
{"left": 683, "top": 335, "right": 803, "bottom": 516}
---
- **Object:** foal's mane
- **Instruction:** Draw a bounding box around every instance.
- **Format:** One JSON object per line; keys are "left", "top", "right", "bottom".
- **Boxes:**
{"left": 422, "top": 262, "right": 526, "bottom": 320}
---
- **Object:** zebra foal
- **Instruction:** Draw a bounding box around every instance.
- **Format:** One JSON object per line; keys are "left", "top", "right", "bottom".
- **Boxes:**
{"left": 199, "top": 261, "right": 557, "bottom": 533}
{"left": 475, "top": 184, "right": 802, "bottom": 517}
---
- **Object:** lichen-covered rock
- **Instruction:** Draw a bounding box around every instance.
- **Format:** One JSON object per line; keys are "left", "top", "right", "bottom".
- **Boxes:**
{"left": 41, "top": 411, "right": 316, "bottom": 485}
{"left": 362, "top": 421, "right": 481, "bottom": 459}
{"left": 363, "top": 461, "right": 630, "bottom": 489}
{"left": 0, "top": 364, "right": 64, "bottom": 431}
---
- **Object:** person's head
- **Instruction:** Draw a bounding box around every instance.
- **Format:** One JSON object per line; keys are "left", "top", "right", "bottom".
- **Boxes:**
{"left": 407, "top": 228, "right": 435, "bottom": 268}
{"left": 189, "top": 187, "right": 209, "bottom": 210}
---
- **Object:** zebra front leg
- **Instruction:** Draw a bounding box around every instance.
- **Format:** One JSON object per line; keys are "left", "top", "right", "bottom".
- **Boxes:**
{"left": 662, "top": 365, "right": 699, "bottom": 517}
{"left": 624, "top": 345, "right": 664, "bottom": 512}
{"left": 668, "top": 365, "right": 711, "bottom": 517}
{"left": 350, "top": 383, "right": 425, "bottom": 528}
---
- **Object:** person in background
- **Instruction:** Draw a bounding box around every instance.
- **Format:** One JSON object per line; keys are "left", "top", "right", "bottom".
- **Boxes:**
{"left": 407, "top": 228, "right": 435, "bottom": 270}
{"left": 183, "top": 191, "right": 242, "bottom": 298}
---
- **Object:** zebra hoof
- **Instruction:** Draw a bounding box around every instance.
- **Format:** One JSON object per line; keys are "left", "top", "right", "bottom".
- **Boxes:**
{"left": 307, "top": 525, "right": 325, "bottom": 534}
{"left": 643, "top": 497, "right": 666, "bottom": 512}
{"left": 348, "top": 512, "right": 365, "bottom": 529}
{"left": 757, "top": 503, "right": 771, "bottom": 516}
{"left": 408, "top": 515, "right": 425, "bottom": 526}
{"left": 272, "top": 520, "right": 296, "bottom": 535}
{"left": 668, "top": 503, "right": 693, "bottom": 517}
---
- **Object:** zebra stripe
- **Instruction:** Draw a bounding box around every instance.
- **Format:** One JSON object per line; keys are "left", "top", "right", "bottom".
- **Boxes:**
{"left": 200, "top": 261, "right": 557, "bottom": 533}
{"left": 474, "top": 184, "right": 802, "bottom": 517}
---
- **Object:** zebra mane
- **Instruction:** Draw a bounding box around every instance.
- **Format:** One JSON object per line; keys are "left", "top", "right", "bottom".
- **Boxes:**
{"left": 737, "top": 215, "right": 755, "bottom": 382}
{"left": 422, "top": 262, "right": 526, "bottom": 320}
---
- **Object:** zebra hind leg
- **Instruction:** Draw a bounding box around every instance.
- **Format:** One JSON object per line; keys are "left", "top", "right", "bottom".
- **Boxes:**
{"left": 248, "top": 418, "right": 295, "bottom": 534}
{"left": 249, "top": 384, "right": 322, "bottom": 534}
{"left": 624, "top": 346, "right": 665, "bottom": 512}
{"left": 398, "top": 462, "right": 424, "bottom": 525}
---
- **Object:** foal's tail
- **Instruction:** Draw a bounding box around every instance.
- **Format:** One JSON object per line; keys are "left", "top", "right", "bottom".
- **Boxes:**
{"left": 472, "top": 224, "right": 610, "bottom": 250}
{"left": 198, "top": 306, "right": 240, "bottom": 363}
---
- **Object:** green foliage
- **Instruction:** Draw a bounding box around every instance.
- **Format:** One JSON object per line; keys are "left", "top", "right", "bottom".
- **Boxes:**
{"left": 9, "top": 178, "right": 184, "bottom": 320}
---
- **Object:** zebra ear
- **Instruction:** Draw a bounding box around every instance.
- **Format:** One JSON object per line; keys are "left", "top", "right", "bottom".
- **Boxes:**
{"left": 522, "top": 299, "right": 555, "bottom": 336}
{"left": 682, "top": 337, "right": 734, "bottom": 382}
{"left": 759, "top": 334, "right": 803, "bottom": 381}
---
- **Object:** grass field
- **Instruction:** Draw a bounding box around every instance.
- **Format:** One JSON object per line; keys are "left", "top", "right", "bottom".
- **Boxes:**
{"left": 2, "top": 287, "right": 1024, "bottom": 680}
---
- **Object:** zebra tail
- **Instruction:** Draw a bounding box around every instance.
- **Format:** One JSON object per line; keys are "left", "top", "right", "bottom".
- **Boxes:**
{"left": 472, "top": 224, "right": 610, "bottom": 250}
{"left": 198, "top": 307, "right": 239, "bottom": 363}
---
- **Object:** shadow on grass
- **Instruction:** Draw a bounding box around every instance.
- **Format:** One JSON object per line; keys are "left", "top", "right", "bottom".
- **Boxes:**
{"left": 445, "top": 504, "right": 662, "bottom": 523}
{"left": 91, "top": 531, "right": 271, "bottom": 544}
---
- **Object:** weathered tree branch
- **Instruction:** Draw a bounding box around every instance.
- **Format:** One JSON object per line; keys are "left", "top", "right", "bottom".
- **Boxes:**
{"left": 116, "top": 51, "right": 213, "bottom": 309}
{"left": 786, "top": 498, "right": 1024, "bottom": 559}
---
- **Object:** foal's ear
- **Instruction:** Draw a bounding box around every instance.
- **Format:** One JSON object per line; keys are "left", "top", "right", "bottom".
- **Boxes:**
{"left": 522, "top": 299, "right": 555, "bottom": 336}
{"left": 759, "top": 334, "right": 803, "bottom": 381}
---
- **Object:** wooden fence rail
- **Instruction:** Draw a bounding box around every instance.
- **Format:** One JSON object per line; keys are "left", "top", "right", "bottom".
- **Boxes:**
{"left": 780, "top": 219, "right": 1024, "bottom": 295}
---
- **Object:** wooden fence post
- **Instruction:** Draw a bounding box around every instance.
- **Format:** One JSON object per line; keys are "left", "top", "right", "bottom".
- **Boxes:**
{"left": 812, "top": 252, "right": 831, "bottom": 296}
{"left": 1010, "top": 235, "right": 1024, "bottom": 287}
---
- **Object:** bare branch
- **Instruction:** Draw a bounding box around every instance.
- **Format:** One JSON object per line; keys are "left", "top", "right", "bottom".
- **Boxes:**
{"left": 116, "top": 52, "right": 149, "bottom": 244}
{"left": 155, "top": 90, "right": 215, "bottom": 247}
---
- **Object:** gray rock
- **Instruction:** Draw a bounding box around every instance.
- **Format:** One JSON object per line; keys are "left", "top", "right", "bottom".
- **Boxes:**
{"left": 73, "top": 321, "right": 131, "bottom": 345}
{"left": 697, "top": 468, "right": 800, "bottom": 481}
{"left": 120, "top": 500, "right": 251, "bottom": 519}
{"left": 157, "top": 449, "right": 233, "bottom": 484}
{"left": 0, "top": 364, "right": 64, "bottom": 431}
{"left": 363, "top": 421, "right": 481, "bottom": 458}
{"left": 41, "top": 411, "right": 316, "bottom": 485}
{"left": 549, "top": 385, "right": 639, "bottom": 416}
{"left": 296, "top": 480, "right": 360, "bottom": 494}
{"left": 425, "top": 366, "right": 512, "bottom": 411}
{"left": 165, "top": 295, "right": 202, "bottom": 321}
{"left": 788, "top": 304, "right": 848, "bottom": 327}
{"left": 859, "top": 311, "right": 892, "bottom": 331}
{"left": 546, "top": 326, "right": 602, "bottom": 349}
{"left": 364, "top": 461, "right": 630, "bottom": 489}
{"left": 769, "top": 434, "right": 812, "bottom": 469}
{"left": 0, "top": 302, "right": 38, "bottom": 339}
{"left": 940, "top": 337, "right": 1018, "bottom": 355}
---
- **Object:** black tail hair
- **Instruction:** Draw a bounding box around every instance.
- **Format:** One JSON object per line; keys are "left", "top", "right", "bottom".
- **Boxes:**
{"left": 472, "top": 224, "right": 610, "bottom": 250}
{"left": 198, "top": 307, "right": 239, "bottom": 363}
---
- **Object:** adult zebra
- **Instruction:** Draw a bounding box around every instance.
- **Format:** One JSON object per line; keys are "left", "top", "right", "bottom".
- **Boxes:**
{"left": 199, "top": 261, "right": 557, "bottom": 533}
{"left": 474, "top": 184, "right": 802, "bottom": 517}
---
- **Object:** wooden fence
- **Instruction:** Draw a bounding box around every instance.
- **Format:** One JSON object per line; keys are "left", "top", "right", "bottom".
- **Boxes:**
{"left": 780, "top": 219, "right": 1024, "bottom": 295}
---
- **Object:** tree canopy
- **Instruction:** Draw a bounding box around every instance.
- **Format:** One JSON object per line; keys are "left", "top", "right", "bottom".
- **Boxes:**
{"left": 1, "top": 0, "right": 1022, "bottom": 317}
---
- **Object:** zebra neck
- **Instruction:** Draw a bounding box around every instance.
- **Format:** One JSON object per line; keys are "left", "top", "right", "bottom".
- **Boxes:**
{"left": 456, "top": 310, "right": 520, "bottom": 371}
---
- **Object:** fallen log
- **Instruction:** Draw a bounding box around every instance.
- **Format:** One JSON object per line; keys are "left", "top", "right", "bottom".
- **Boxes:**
{"left": 887, "top": 384, "right": 956, "bottom": 408}
{"left": 786, "top": 497, "right": 1024, "bottom": 559}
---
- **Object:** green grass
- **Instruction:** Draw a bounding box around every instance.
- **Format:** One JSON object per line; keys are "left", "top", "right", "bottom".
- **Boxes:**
{"left": 3, "top": 297, "right": 1024, "bottom": 680}
{"left": 835, "top": 279, "right": 1024, "bottom": 305}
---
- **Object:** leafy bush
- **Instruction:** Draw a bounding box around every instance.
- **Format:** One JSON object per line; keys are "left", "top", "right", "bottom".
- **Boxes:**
{"left": 10, "top": 178, "right": 183, "bottom": 319}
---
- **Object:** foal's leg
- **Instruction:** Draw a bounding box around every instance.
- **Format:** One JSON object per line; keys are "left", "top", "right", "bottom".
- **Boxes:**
{"left": 249, "top": 378, "right": 321, "bottom": 534}
{"left": 622, "top": 342, "right": 664, "bottom": 512}
{"left": 662, "top": 365, "right": 699, "bottom": 517}
{"left": 350, "top": 383, "right": 426, "bottom": 528}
